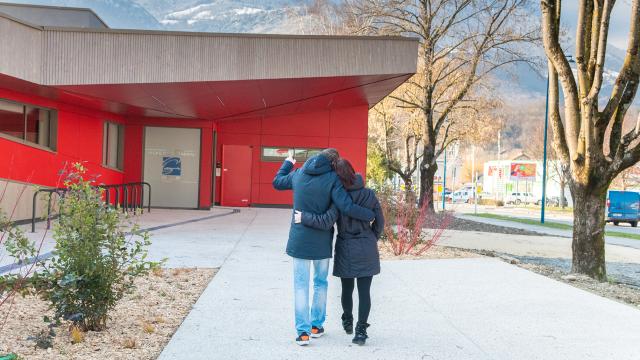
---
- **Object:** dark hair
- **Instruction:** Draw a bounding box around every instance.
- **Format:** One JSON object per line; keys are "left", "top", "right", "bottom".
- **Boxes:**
{"left": 335, "top": 158, "right": 356, "bottom": 188}
{"left": 321, "top": 148, "right": 340, "bottom": 168}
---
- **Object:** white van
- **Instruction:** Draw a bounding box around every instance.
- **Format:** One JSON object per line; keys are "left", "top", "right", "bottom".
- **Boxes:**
{"left": 505, "top": 192, "right": 535, "bottom": 205}
{"left": 451, "top": 189, "right": 473, "bottom": 203}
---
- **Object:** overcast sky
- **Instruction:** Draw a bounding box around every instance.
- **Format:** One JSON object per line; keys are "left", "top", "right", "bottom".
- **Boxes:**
{"left": 561, "top": 1, "right": 633, "bottom": 50}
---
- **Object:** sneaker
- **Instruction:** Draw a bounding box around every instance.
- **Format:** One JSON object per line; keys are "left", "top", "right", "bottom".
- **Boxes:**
{"left": 341, "top": 314, "right": 353, "bottom": 334}
{"left": 310, "top": 326, "right": 325, "bottom": 338}
{"left": 296, "top": 332, "right": 310, "bottom": 346}
{"left": 352, "top": 322, "right": 369, "bottom": 346}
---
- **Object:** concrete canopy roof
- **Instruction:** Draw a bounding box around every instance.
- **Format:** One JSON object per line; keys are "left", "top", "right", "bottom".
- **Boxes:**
{"left": 0, "top": 11, "right": 419, "bottom": 119}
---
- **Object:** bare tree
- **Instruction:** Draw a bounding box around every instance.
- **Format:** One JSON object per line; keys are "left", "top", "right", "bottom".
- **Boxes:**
{"left": 611, "top": 164, "right": 640, "bottom": 190}
{"left": 370, "top": 91, "right": 423, "bottom": 195}
{"left": 344, "top": 0, "right": 538, "bottom": 212}
{"left": 540, "top": 0, "right": 640, "bottom": 280}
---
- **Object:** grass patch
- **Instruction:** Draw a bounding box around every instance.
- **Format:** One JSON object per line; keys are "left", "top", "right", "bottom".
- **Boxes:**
{"left": 523, "top": 205, "right": 573, "bottom": 213}
{"left": 469, "top": 213, "right": 640, "bottom": 241}
{"left": 605, "top": 231, "right": 640, "bottom": 240}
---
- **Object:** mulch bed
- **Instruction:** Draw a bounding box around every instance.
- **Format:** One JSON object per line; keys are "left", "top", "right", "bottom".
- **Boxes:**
{"left": 378, "top": 243, "right": 481, "bottom": 260}
{"left": 0, "top": 268, "right": 216, "bottom": 360}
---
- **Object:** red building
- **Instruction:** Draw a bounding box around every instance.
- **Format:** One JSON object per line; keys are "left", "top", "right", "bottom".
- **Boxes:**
{"left": 0, "top": 3, "right": 418, "bottom": 220}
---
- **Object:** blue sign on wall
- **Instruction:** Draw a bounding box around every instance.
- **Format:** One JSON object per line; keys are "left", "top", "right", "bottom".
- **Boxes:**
{"left": 162, "top": 157, "right": 181, "bottom": 176}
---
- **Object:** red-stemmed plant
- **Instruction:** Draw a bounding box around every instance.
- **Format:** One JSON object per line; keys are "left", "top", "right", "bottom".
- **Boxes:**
{"left": 379, "top": 190, "right": 452, "bottom": 256}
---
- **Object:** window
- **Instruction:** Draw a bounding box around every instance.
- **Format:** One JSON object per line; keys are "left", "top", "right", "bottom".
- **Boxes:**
{"left": 261, "top": 146, "right": 324, "bottom": 162}
{"left": 0, "top": 99, "right": 57, "bottom": 150}
{"left": 103, "top": 122, "right": 124, "bottom": 170}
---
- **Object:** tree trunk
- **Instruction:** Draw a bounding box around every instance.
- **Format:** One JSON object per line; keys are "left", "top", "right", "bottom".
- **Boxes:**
{"left": 570, "top": 184, "right": 607, "bottom": 281}
{"left": 559, "top": 178, "right": 567, "bottom": 208}
{"left": 419, "top": 162, "right": 438, "bottom": 213}
{"left": 403, "top": 177, "right": 415, "bottom": 200}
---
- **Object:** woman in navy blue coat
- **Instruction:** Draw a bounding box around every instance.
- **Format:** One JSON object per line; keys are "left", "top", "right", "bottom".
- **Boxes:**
{"left": 297, "top": 158, "right": 384, "bottom": 346}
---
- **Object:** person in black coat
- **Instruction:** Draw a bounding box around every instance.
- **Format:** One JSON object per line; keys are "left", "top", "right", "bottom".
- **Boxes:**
{"left": 295, "top": 158, "right": 384, "bottom": 346}
{"left": 273, "top": 149, "right": 375, "bottom": 346}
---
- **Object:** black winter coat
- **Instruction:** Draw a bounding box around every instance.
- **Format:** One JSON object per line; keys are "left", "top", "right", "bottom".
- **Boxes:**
{"left": 301, "top": 174, "right": 384, "bottom": 278}
{"left": 273, "top": 156, "right": 375, "bottom": 260}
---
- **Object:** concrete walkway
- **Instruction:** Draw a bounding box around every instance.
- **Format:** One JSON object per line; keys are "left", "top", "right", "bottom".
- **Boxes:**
{"left": 157, "top": 208, "right": 640, "bottom": 360}
{"left": 1, "top": 207, "right": 244, "bottom": 271}
{"left": 457, "top": 213, "right": 640, "bottom": 249}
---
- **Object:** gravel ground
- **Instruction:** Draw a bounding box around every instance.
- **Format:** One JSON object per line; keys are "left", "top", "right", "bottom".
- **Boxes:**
{"left": 379, "top": 243, "right": 481, "bottom": 260}
{"left": 0, "top": 268, "right": 216, "bottom": 360}
{"left": 517, "top": 261, "right": 640, "bottom": 308}
{"left": 443, "top": 216, "right": 547, "bottom": 236}
{"left": 494, "top": 254, "right": 640, "bottom": 289}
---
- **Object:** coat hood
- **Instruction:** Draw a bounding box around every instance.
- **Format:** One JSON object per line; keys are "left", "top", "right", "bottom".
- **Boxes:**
{"left": 346, "top": 173, "right": 365, "bottom": 191}
{"left": 302, "top": 154, "right": 333, "bottom": 175}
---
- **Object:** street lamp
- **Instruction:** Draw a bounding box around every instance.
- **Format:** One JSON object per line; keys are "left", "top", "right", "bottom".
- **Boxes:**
{"left": 541, "top": 55, "right": 574, "bottom": 223}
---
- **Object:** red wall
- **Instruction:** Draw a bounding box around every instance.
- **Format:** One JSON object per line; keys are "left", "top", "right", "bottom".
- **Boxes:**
{"left": 1, "top": 84, "right": 368, "bottom": 209}
{"left": 216, "top": 105, "right": 369, "bottom": 206}
{"left": 0, "top": 87, "right": 125, "bottom": 188}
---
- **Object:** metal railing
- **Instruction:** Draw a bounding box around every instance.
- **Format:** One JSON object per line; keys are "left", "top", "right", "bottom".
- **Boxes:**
{"left": 31, "top": 182, "right": 151, "bottom": 232}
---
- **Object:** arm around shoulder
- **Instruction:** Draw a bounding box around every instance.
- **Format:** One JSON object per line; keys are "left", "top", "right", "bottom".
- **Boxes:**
{"left": 301, "top": 205, "right": 339, "bottom": 231}
{"left": 330, "top": 177, "right": 374, "bottom": 221}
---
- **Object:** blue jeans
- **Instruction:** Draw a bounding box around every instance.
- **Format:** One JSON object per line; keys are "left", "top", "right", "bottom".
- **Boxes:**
{"left": 293, "top": 257, "right": 329, "bottom": 336}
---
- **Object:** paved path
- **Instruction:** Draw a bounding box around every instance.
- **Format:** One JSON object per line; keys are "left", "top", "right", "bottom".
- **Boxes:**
{"left": 454, "top": 203, "right": 640, "bottom": 237}
{"left": 456, "top": 213, "right": 640, "bottom": 249}
{"left": 1, "top": 208, "right": 244, "bottom": 272}
{"left": 158, "top": 208, "right": 640, "bottom": 360}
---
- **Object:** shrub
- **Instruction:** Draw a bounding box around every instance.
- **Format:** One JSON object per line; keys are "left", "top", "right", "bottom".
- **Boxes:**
{"left": 378, "top": 190, "right": 451, "bottom": 256}
{"left": 0, "top": 179, "right": 50, "bottom": 332}
{"left": 34, "top": 163, "right": 157, "bottom": 331}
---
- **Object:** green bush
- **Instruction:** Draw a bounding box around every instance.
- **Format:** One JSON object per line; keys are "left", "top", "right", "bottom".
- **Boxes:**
{"left": 0, "top": 209, "right": 37, "bottom": 296}
{"left": 34, "top": 163, "right": 157, "bottom": 331}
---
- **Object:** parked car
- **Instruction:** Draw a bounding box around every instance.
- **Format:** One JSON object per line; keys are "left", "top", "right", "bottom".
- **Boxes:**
{"left": 450, "top": 189, "right": 474, "bottom": 203}
{"left": 607, "top": 190, "right": 640, "bottom": 227}
{"left": 536, "top": 196, "right": 561, "bottom": 207}
{"left": 505, "top": 192, "right": 536, "bottom": 205}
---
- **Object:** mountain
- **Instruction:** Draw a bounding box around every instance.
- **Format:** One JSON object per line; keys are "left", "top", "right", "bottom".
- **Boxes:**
{"left": 133, "top": 0, "right": 311, "bottom": 34}
{"left": 3, "top": 0, "right": 635, "bottom": 106}
{"left": 3, "top": 0, "right": 162, "bottom": 29}
{"left": 495, "top": 41, "right": 634, "bottom": 107}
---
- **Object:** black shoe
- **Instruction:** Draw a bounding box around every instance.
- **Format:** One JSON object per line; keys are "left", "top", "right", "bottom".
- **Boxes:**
{"left": 352, "top": 322, "right": 369, "bottom": 346}
{"left": 310, "top": 326, "right": 325, "bottom": 338}
{"left": 296, "top": 332, "right": 310, "bottom": 346}
{"left": 341, "top": 314, "right": 353, "bottom": 334}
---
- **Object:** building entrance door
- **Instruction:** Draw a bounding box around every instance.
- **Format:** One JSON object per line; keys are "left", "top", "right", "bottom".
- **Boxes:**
{"left": 143, "top": 127, "right": 200, "bottom": 208}
{"left": 221, "top": 145, "right": 252, "bottom": 207}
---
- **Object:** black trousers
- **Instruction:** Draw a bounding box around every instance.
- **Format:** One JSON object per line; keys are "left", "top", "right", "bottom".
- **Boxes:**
{"left": 340, "top": 276, "right": 373, "bottom": 324}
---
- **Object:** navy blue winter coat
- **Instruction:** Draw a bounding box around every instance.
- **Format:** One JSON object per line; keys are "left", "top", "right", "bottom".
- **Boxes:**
{"left": 272, "top": 155, "right": 375, "bottom": 260}
{"left": 301, "top": 174, "right": 384, "bottom": 278}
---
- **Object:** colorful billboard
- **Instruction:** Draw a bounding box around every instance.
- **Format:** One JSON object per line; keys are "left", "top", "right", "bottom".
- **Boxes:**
{"left": 510, "top": 163, "right": 536, "bottom": 180}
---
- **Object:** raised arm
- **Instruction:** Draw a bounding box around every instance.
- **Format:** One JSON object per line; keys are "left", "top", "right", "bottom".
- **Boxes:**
{"left": 272, "top": 159, "right": 295, "bottom": 190}
{"left": 330, "top": 177, "right": 374, "bottom": 221}
{"left": 300, "top": 205, "right": 339, "bottom": 231}
{"left": 371, "top": 195, "right": 385, "bottom": 240}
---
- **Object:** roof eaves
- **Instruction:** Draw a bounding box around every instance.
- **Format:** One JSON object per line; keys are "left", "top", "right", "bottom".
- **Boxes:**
{"left": 41, "top": 25, "right": 420, "bottom": 42}
{"left": 0, "top": 10, "right": 44, "bottom": 30}
{"left": 0, "top": 1, "right": 109, "bottom": 29}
